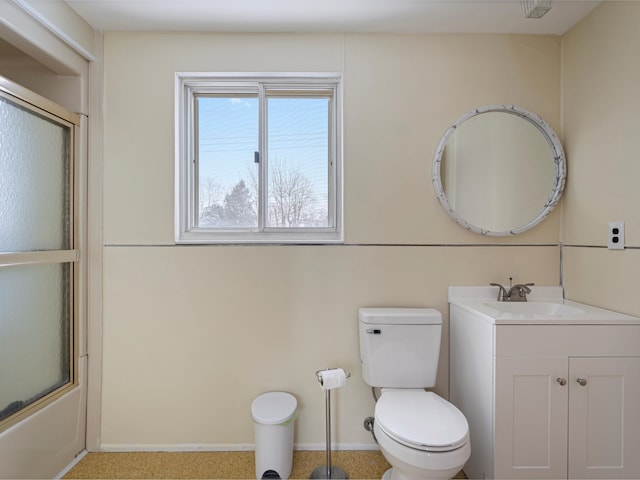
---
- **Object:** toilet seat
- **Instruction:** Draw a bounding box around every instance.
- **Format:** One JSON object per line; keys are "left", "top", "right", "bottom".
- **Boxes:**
{"left": 375, "top": 389, "right": 469, "bottom": 452}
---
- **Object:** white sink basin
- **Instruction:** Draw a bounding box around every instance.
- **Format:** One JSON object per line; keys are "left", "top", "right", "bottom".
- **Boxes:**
{"left": 448, "top": 286, "right": 640, "bottom": 325}
{"left": 483, "top": 301, "right": 585, "bottom": 316}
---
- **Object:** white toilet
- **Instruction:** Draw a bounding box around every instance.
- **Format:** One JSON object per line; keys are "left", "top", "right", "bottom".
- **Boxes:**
{"left": 359, "top": 308, "right": 470, "bottom": 480}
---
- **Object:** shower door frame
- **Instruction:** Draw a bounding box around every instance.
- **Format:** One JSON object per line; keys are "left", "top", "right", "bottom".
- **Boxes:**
{"left": 0, "top": 75, "right": 86, "bottom": 477}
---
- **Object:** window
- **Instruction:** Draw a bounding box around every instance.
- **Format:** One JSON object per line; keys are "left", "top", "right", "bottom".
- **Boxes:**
{"left": 176, "top": 73, "right": 342, "bottom": 243}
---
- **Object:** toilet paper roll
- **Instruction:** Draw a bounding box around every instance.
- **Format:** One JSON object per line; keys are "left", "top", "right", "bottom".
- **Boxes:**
{"left": 318, "top": 368, "right": 347, "bottom": 391}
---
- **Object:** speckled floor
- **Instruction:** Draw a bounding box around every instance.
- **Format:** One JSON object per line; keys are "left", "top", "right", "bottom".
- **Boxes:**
{"left": 63, "top": 450, "right": 467, "bottom": 479}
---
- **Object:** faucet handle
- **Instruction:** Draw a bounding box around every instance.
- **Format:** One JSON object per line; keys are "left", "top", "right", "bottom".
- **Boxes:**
{"left": 515, "top": 284, "right": 533, "bottom": 294}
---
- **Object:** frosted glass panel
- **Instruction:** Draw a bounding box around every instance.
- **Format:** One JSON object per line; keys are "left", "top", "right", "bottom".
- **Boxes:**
{"left": 0, "top": 263, "right": 70, "bottom": 421}
{"left": 0, "top": 96, "right": 71, "bottom": 252}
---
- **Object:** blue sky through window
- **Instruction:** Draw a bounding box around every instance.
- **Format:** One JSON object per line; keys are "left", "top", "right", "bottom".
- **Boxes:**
{"left": 197, "top": 93, "right": 330, "bottom": 227}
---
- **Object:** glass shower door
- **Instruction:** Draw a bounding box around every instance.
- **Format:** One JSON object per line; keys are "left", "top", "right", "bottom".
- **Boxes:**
{"left": 0, "top": 86, "right": 78, "bottom": 436}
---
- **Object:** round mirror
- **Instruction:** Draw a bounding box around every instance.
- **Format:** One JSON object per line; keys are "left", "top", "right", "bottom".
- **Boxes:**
{"left": 432, "top": 105, "right": 566, "bottom": 236}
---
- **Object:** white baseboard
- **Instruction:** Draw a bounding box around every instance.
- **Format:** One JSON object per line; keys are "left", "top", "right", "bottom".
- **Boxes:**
{"left": 55, "top": 450, "right": 88, "bottom": 479}
{"left": 294, "top": 443, "right": 379, "bottom": 451}
{"left": 100, "top": 443, "right": 379, "bottom": 452}
{"left": 100, "top": 443, "right": 255, "bottom": 452}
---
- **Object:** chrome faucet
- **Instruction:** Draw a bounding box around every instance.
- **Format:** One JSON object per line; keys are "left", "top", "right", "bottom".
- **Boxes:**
{"left": 507, "top": 283, "right": 534, "bottom": 302}
{"left": 490, "top": 283, "right": 509, "bottom": 302}
{"left": 490, "top": 279, "right": 535, "bottom": 302}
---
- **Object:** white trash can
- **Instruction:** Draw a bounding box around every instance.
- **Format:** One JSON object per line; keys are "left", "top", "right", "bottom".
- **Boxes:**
{"left": 251, "top": 391, "right": 298, "bottom": 479}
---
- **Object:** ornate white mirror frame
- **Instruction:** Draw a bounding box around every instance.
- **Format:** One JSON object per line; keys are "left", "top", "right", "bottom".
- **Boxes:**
{"left": 432, "top": 104, "right": 567, "bottom": 236}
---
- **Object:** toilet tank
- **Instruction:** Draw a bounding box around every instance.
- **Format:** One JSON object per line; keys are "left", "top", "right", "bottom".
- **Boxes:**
{"left": 359, "top": 308, "right": 442, "bottom": 388}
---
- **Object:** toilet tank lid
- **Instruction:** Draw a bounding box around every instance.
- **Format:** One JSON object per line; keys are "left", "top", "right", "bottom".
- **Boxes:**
{"left": 359, "top": 308, "right": 442, "bottom": 325}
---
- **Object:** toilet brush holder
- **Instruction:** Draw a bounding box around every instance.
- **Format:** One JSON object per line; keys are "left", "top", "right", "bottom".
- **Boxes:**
{"left": 310, "top": 368, "right": 350, "bottom": 480}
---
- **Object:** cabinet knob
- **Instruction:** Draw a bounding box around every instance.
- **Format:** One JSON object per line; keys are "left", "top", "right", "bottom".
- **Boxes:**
{"left": 576, "top": 377, "right": 587, "bottom": 386}
{"left": 556, "top": 377, "right": 567, "bottom": 386}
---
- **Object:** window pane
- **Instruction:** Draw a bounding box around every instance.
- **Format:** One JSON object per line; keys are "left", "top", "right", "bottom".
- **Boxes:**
{"left": 196, "top": 95, "right": 259, "bottom": 228}
{"left": 0, "top": 96, "right": 71, "bottom": 252}
{"left": 0, "top": 263, "right": 71, "bottom": 422}
{"left": 266, "top": 97, "right": 330, "bottom": 228}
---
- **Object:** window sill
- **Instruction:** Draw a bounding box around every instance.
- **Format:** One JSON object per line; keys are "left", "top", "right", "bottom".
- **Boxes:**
{"left": 175, "top": 230, "right": 344, "bottom": 245}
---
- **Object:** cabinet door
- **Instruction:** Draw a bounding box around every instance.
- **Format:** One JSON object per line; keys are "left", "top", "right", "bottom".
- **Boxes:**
{"left": 569, "top": 357, "right": 640, "bottom": 479}
{"left": 495, "top": 357, "right": 568, "bottom": 479}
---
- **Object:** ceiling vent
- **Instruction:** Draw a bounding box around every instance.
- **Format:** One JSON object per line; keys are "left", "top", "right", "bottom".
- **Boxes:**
{"left": 521, "top": 0, "right": 552, "bottom": 18}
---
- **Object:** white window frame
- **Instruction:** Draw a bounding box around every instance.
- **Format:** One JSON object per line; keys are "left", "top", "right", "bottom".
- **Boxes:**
{"left": 175, "top": 72, "right": 343, "bottom": 244}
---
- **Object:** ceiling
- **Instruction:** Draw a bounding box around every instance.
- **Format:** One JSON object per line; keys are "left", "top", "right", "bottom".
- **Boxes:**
{"left": 65, "top": 0, "right": 601, "bottom": 36}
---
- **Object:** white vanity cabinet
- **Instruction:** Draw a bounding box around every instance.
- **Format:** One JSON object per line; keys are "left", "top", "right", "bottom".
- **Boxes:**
{"left": 449, "top": 295, "right": 640, "bottom": 480}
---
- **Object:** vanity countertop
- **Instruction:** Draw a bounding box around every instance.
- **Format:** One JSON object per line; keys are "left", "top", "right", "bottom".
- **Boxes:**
{"left": 449, "top": 286, "right": 640, "bottom": 325}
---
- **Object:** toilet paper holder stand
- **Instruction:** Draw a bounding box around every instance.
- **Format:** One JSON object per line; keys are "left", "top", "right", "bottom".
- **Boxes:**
{"left": 311, "top": 368, "right": 350, "bottom": 480}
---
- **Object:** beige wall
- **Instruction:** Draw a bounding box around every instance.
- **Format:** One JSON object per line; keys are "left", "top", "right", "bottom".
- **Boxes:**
{"left": 101, "top": 32, "right": 563, "bottom": 449}
{"left": 561, "top": 2, "right": 640, "bottom": 316}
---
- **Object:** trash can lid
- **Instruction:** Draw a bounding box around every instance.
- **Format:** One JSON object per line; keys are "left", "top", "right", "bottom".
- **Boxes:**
{"left": 251, "top": 392, "right": 298, "bottom": 425}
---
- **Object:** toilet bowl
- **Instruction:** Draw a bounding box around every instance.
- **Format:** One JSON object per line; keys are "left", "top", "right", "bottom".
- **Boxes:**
{"left": 373, "top": 390, "right": 470, "bottom": 480}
